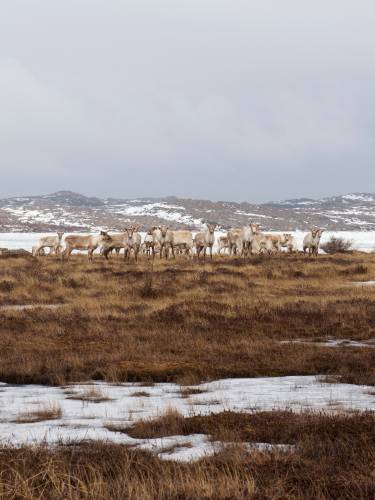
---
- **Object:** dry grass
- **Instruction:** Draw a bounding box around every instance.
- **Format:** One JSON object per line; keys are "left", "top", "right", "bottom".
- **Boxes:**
{"left": 14, "top": 403, "right": 62, "bottom": 423}
{"left": 180, "top": 387, "right": 206, "bottom": 398}
{"left": 130, "top": 391, "right": 151, "bottom": 397}
{"left": 2, "top": 253, "right": 375, "bottom": 497}
{"left": 0, "top": 252, "right": 375, "bottom": 386}
{"left": 2, "top": 409, "right": 375, "bottom": 498}
{"left": 106, "top": 408, "right": 185, "bottom": 437}
{"left": 65, "top": 387, "right": 112, "bottom": 403}
{"left": 126, "top": 408, "right": 375, "bottom": 443}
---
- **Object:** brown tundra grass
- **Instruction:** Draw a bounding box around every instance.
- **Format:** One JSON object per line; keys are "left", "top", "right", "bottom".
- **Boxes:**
{"left": 1, "top": 253, "right": 375, "bottom": 498}
{"left": 14, "top": 402, "right": 62, "bottom": 424}
{"left": 0, "top": 252, "right": 375, "bottom": 385}
{"left": 2, "top": 410, "right": 375, "bottom": 499}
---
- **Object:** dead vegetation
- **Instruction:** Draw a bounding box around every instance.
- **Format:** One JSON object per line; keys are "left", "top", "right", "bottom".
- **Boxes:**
{"left": 126, "top": 408, "right": 375, "bottom": 443}
{"left": 321, "top": 235, "right": 353, "bottom": 254}
{"left": 14, "top": 403, "right": 62, "bottom": 424}
{"left": 65, "top": 387, "right": 113, "bottom": 403}
{"left": 2, "top": 409, "right": 375, "bottom": 498}
{"left": 180, "top": 387, "right": 206, "bottom": 398}
{"left": 0, "top": 253, "right": 375, "bottom": 386}
{"left": 2, "top": 253, "right": 375, "bottom": 497}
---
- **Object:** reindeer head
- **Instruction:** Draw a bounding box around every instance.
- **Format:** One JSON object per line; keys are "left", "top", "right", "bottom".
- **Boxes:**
{"left": 160, "top": 225, "right": 169, "bottom": 237}
{"left": 57, "top": 231, "right": 64, "bottom": 241}
{"left": 207, "top": 223, "right": 217, "bottom": 234}
{"left": 250, "top": 222, "right": 260, "bottom": 234}
{"left": 125, "top": 226, "right": 135, "bottom": 239}
{"left": 283, "top": 233, "right": 292, "bottom": 242}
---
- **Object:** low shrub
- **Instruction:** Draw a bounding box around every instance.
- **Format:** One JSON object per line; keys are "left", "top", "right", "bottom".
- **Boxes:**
{"left": 321, "top": 236, "right": 353, "bottom": 254}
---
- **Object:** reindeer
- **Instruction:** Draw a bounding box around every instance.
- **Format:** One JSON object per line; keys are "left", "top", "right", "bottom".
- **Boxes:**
{"left": 124, "top": 225, "right": 142, "bottom": 262}
{"left": 63, "top": 231, "right": 112, "bottom": 261}
{"left": 303, "top": 229, "right": 324, "bottom": 256}
{"left": 194, "top": 223, "right": 217, "bottom": 259}
{"left": 33, "top": 232, "right": 64, "bottom": 257}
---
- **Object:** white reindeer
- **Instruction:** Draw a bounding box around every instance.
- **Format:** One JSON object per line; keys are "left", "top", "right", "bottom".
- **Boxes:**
{"left": 194, "top": 224, "right": 217, "bottom": 259}
{"left": 33, "top": 232, "right": 64, "bottom": 257}
{"left": 303, "top": 229, "right": 324, "bottom": 256}
{"left": 124, "top": 226, "right": 142, "bottom": 262}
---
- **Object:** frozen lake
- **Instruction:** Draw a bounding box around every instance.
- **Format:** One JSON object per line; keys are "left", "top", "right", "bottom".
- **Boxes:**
{"left": 1, "top": 231, "right": 375, "bottom": 253}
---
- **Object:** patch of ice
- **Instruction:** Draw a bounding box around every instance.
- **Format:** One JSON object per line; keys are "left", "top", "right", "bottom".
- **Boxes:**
{"left": 342, "top": 194, "right": 375, "bottom": 202}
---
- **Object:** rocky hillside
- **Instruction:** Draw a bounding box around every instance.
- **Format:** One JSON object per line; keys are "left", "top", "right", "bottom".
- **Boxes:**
{"left": 0, "top": 191, "right": 374, "bottom": 232}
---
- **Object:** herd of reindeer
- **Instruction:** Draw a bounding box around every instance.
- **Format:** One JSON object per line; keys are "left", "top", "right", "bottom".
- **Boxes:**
{"left": 31, "top": 224, "right": 325, "bottom": 261}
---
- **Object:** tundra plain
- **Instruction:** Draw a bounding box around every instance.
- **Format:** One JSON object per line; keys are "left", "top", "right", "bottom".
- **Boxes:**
{"left": 1, "top": 251, "right": 375, "bottom": 498}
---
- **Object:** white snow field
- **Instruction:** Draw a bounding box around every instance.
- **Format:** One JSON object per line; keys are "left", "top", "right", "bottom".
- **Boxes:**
{"left": 1, "top": 231, "right": 375, "bottom": 253}
{"left": 0, "top": 376, "right": 375, "bottom": 461}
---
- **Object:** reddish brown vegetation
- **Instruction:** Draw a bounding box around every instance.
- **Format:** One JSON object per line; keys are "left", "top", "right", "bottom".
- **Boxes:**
{"left": 2, "top": 410, "right": 375, "bottom": 498}
{"left": 0, "top": 253, "right": 375, "bottom": 385}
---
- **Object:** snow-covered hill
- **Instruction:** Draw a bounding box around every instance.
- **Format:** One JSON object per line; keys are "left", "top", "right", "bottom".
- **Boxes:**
{"left": 0, "top": 191, "right": 375, "bottom": 232}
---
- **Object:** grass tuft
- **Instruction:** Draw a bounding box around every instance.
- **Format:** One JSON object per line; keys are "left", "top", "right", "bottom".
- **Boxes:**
{"left": 14, "top": 403, "right": 62, "bottom": 423}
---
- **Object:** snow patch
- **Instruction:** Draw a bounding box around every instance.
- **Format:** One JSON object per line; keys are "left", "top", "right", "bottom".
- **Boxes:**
{"left": 0, "top": 376, "right": 375, "bottom": 457}
{"left": 342, "top": 194, "right": 375, "bottom": 202}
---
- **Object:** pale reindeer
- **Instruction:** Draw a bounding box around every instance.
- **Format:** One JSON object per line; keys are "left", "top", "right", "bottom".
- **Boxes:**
{"left": 172, "top": 230, "right": 194, "bottom": 258}
{"left": 33, "top": 232, "right": 64, "bottom": 257}
{"left": 218, "top": 235, "right": 230, "bottom": 255}
{"left": 194, "top": 223, "right": 217, "bottom": 259}
{"left": 154, "top": 226, "right": 174, "bottom": 259}
{"left": 101, "top": 232, "right": 127, "bottom": 259}
{"left": 227, "top": 228, "right": 243, "bottom": 256}
{"left": 261, "top": 233, "right": 294, "bottom": 253}
{"left": 279, "top": 233, "right": 295, "bottom": 253}
{"left": 154, "top": 226, "right": 193, "bottom": 259}
{"left": 241, "top": 223, "right": 278, "bottom": 256}
{"left": 240, "top": 222, "right": 260, "bottom": 256}
{"left": 63, "top": 231, "right": 112, "bottom": 261}
{"left": 303, "top": 229, "right": 324, "bottom": 256}
{"left": 32, "top": 246, "right": 46, "bottom": 257}
{"left": 144, "top": 227, "right": 157, "bottom": 258}
{"left": 124, "top": 225, "right": 142, "bottom": 262}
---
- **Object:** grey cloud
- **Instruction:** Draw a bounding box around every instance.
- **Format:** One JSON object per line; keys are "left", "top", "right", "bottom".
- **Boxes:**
{"left": 0, "top": 1, "right": 374, "bottom": 201}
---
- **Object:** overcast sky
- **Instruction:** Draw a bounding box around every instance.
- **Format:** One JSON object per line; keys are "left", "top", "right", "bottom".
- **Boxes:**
{"left": 0, "top": 1, "right": 374, "bottom": 202}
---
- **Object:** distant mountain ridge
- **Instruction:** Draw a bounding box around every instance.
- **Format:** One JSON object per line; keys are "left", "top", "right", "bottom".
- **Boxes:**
{"left": 0, "top": 190, "right": 374, "bottom": 232}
